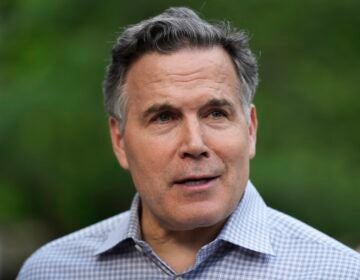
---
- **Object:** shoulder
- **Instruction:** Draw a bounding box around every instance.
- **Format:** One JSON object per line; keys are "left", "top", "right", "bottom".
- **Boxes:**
{"left": 267, "top": 207, "right": 360, "bottom": 277}
{"left": 17, "top": 211, "right": 130, "bottom": 280}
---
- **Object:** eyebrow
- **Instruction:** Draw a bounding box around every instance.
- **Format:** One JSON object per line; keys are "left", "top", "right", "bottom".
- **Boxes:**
{"left": 202, "top": 98, "right": 234, "bottom": 109}
{"left": 142, "top": 103, "right": 177, "bottom": 120}
{"left": 141, "top": 98, "right": 235, "bottom": 120}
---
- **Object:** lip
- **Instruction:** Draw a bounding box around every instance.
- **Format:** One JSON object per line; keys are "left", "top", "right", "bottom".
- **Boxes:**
{"left": 172, "top": 175, "right": 220, "bottom": 191}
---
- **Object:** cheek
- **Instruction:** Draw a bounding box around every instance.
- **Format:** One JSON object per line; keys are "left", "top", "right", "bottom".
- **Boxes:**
{"left": 124, "top": 134, "right": 174, "bottom": 183}
{"left": 216, "top": 131, "right": 250, "bottom": 162}
{"left": 212, "top": 132, "right": 251, "bottom": 182}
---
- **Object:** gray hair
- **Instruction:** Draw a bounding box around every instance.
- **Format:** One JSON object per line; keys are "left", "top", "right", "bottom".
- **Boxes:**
{"left": 103, "top": 7, "right": 258, "bottom": 130}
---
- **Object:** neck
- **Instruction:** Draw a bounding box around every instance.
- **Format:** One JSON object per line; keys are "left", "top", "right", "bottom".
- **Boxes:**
{"left": 140, "top": 210, "right": 226, "bottom": 273}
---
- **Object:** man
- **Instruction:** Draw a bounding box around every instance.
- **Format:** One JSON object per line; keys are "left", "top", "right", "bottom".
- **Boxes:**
{"left": 18, "top": 7, "right": 359, "bottom": 279}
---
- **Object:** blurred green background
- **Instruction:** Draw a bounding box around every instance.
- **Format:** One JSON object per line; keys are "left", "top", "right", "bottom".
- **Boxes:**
{"left": 1, "top": 0, "right": 359, "bottom": 278}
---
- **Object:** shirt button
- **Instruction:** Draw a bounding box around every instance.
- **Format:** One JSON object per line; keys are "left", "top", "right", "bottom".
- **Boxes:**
{"left": 134, "top": 244, "right": 143, "bottom": 252}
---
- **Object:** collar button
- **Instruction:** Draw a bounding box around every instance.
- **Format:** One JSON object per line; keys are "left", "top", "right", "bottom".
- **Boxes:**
{"left": 134, "top": 244, "right": 143, "bottom": 252}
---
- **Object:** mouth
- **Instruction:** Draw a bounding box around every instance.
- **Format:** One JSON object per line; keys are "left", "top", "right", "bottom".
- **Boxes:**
{"left": 173, "top": 175, "right": 220, "bottom": 187}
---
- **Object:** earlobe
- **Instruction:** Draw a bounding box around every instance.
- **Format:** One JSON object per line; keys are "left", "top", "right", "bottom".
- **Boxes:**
{"left": 109, "top": 117, "right": 129, "bottom": 170}
{"left": 248, "top": 105, "right": 258, "bottom": 159}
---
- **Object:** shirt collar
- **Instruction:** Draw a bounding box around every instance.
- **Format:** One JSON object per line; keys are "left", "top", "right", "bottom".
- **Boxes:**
{"left": 95, "top": 181, "right": 275, "bottom": 256}
{"left": 94, "top": 194, "right": 141, "bottom": 255}
{"left": 218, "top": 181, "right": 275, "bottom": 256}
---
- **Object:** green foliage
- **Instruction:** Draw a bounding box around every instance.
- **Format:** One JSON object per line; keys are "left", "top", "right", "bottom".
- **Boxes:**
{"left": 1, "top": 0, "right": 359, "bottom": 263}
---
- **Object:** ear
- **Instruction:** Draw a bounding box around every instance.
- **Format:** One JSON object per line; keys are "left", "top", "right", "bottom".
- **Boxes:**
{"left": 109, "top": 117, "right": 129, "bottom": 170}
{"left": 248, "top": 105, "right": 258, "bottom": 159}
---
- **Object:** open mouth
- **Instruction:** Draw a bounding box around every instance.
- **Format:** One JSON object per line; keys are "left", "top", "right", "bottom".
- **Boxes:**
{"left": 174, "top": 176, "right": 219, "bottom": 186}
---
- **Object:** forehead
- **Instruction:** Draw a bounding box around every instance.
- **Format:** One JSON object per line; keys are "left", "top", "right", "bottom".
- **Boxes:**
{"left": 123, "top": 47, "right": 241, "bottom": 107}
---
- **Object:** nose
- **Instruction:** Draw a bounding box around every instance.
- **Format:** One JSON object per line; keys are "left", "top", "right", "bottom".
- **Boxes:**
{"left": 178, "top": 118, "right": 209, "bottom": 160}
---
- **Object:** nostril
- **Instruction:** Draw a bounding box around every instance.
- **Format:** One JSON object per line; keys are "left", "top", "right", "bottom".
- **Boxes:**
{"left": 182, "top": 150, "right": 209, "bottom": 159}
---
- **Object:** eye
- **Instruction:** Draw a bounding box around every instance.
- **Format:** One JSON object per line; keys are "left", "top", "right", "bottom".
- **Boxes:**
{"left": 208, "top": 109, "right": 228, "bottom": 119}
{"left": 151, "top": 111, "right": 176, "bottom": 123}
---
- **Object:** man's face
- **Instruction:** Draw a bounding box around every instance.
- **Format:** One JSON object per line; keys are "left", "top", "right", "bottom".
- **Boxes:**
{"left": 110, "top": 47, "right": 257, "bottom": 231}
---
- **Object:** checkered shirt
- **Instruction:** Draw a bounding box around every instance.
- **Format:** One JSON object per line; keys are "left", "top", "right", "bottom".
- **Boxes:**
{"left": 18, "top": 181, "right": 360, "bottom": 279}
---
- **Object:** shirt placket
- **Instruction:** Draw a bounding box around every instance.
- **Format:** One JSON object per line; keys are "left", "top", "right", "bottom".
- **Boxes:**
{"left": 135, "top": 241, "right": 178, "bottom": 278}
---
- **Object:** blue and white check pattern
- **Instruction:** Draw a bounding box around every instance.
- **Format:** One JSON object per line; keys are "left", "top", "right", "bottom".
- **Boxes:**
{"left": 18, "top": 181, "right": 360, "bottom": 279}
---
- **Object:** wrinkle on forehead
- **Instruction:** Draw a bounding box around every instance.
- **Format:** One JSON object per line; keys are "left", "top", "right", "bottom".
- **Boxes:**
{"left": 123, "top": 47, "right": 242, "bottom": 113}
